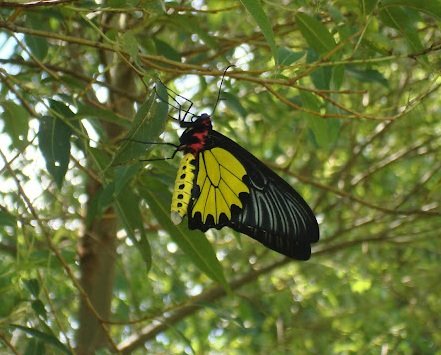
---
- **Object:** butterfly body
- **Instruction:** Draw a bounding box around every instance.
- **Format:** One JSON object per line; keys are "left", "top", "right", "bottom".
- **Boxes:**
{"left": 171, "top": 114, "right": 319, "bottom": 260}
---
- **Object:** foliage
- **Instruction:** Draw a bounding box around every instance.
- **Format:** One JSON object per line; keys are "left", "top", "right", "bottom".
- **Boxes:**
{"left": 0, "top": 0, "right": 440, "bottom": 353}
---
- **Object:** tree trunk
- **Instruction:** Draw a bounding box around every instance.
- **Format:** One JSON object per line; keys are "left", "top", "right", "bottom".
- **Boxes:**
{"left": 76, "top": 21, "right": 136, "bottom": 352}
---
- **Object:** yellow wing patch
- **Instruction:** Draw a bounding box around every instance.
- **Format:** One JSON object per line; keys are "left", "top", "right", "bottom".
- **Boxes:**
{"left": 192, "top": 147, "right": 249, "bottom": 224}
{"left": 170, "top": 153, "right": 196, "bottom": 225}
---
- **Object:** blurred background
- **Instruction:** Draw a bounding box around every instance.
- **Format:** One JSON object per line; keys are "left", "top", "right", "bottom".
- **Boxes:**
{"left": 0, "top": 0, "right": 440, "bottom": 353}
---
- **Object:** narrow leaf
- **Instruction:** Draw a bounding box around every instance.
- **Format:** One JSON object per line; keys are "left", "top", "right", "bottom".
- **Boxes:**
{"left": 140, "top": 177, "right": 228, "bottom": 289}
{"left": 120, "top": 30, "right": 139, "bottom": 61}
{"left": 0, "top": 209, "right": 17, "bottom": 227}
{"left": 1, "top": 101, "right": 29, "bottom": 150}
{"left": 113, "top": 87, "right": 168, "bottom": 165}
{"left": 24, "top": 35, "right": 48, "bottom": 60}
{"left": 24, "top": 338, "right": 45, "bottom": 355}
{"left": 222, "top": 92, "right": 247, "bottom": 118}
{"left": 31, "top": 300, "right": 48, "bottom": 320}
{"left": 296, "top": 12, "right": 336, "bottom": 55}
{"left": 380, "top": 7, "right": 424, "bottom": 54}
{"left": 381, "top": 0, "right": 441, "bottom": 20}
{"left": 23, "top": 278, "right": 40, "bottom": 298}
{"left": 170, "top": 15, "right": 218, "bottom": 49}
{"left": 38, "top": 115, "right": 72, "bottom": 188}
{"left": 301, "top": 91, "right": 340, "bottom": 149}
{"left": 10, "top": 324, "right": 72, "bottom": 354}
{"left": 276, "top": 47, "right": 305, "bottom": 66}
{"left": 240, "top": 0, "right": 278, "bottom": 62}
{"left": 307, "top": 49, "right": 332, "bottom": 90}
{"left": 346, "top": 66, "right": 389, "bottom": 87}
{"left": 76, "top": 104, "right": 129, "bottom": 128}
{"left": 359, "top": 0, "right": 380, "bottom": 15}
{"left": 154, "top": 38, "right": 182, "bottom": 61}
{"left": 115, "top": 187, "right": 152, "bottom": 271}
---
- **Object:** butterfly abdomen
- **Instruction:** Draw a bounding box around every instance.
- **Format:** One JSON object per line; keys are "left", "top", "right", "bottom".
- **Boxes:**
{"left": 170, "top": 153, "right": 197, "bottom": 225}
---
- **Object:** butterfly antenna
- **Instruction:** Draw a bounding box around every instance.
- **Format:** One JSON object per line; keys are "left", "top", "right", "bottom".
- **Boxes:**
{"left": 155, "top": 79, "right": 198, "bottom": 122}
{"left": 211, "top": 65, "right": 235, "bottom": 116}
{"left": 120, "top": 138, "right": 180, "bottom": 161}
{"left": 120, "top": 137, "right": 179, "bottom": 149}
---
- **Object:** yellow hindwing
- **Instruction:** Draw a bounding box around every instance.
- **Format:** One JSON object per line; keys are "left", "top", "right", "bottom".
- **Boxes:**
{"left": 192, "top": 147, "right": 249, "bottom": 224}
{"left": 170, "top": 153, "right": 196, "bottom": 225}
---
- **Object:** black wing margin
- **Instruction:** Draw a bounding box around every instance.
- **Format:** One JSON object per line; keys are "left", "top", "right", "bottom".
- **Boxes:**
{"left": 188, "top": 130, "right": 319, "bottom": 260}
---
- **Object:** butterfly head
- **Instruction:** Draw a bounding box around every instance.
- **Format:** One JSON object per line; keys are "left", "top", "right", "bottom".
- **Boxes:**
{"left": 178, "top": 113, "right": 213, "bottom": 154}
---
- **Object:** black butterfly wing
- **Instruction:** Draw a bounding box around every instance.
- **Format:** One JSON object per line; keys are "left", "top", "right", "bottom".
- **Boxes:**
{"left": 188, "top": 130, "right": 319, "bottom": 260}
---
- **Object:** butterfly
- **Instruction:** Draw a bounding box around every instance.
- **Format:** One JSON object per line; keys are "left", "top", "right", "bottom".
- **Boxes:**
{"left": 162, "top": 75, "right": 320, "bottom": 260}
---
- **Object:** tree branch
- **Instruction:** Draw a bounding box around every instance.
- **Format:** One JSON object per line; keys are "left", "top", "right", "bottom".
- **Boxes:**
{"left": 0, "top": 0, "right": 78, "bottom": 8}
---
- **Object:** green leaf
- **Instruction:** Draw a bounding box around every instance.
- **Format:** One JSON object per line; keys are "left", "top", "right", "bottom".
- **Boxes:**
{"left": 222, "top": 92, "right": 247, "bottom": 118}
{"left": 331, "top": 65, "right": 345, "bottom": 90}
{"left": 113, "top": 85, "right": 168, "bottom": 165}
{"left": 301, "top": 91, "right": 340, "bottom": 149}
{"left": 31, "top": 299, "right": 48, "bottom": 319}
{"left": 38, "top": 115, "right": 72, "bottom": 188}
{"left": 154, "top": 38, "right": 182, "bottom": 62}
{"left": 23, "top": 278, "right": 40, "bottom": 298}
{"left": 109, "top": 0, "right": 138, "bottom": 7}
{"left": 346, "top": 66, "right": 389, "bottom": 87}
{"left": 10, "top": 324, "right": 72, "bottom": 354}
{"left": 141, "top": 0, "right": 166, "bottom": 13}
{"left": 310, "top": 117, "right": 340, "bottom": 150}
{"left": 380, "top": 7, "right": 424, "bottom": 54}
{"left": 88, "top": 146, "right": 112, "bottom": 174}
{"left": 24, "top": 338, "right": 45, "bottom": 355}
{"left": 1, "top": 101, "right": 29, "bottom": 150}
{"left": 24, "top": 34, "right": 49, "bottom": 61}
{"left": 113, "top": 163, "right": 143, "bottom": 196}
{"left": 307, "top": 49, "right": 332, "bottom": 90}
{"left": 115, "top": 187, "right": 152, "bottom": 271}
{"left": 139, "top": 177, "right": 228, "bottom": 289}
{"left": 0, "top": 209, "right": 17, "bottom": 227}
{"left": 170, "top": 15, "right": 218, "bottom": 49}
{"left": 381, "top": 0, "right": 441, "bottom": 20}
{"left": 0, "top": 265, "right": 22, "bottom": 317}
{"left": 120, "top": 30, "right": 139, "bottom": 61}
{"left": 359, "top": 0, "right": 380, "bottom": 15}
{"left": 240, "top": 0, "right": 278, "bottom": 63}
{"left": 48, "top": 99, "right": 78, "bottom": 124}
{"left": 276, "top": 47, "right": 305, "bottom": 66}
{"left": 76, "top": 104, "right": 129, "bottom": 129}
{"left": 296, "top": 12, "right": 336, "bottom": 55}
